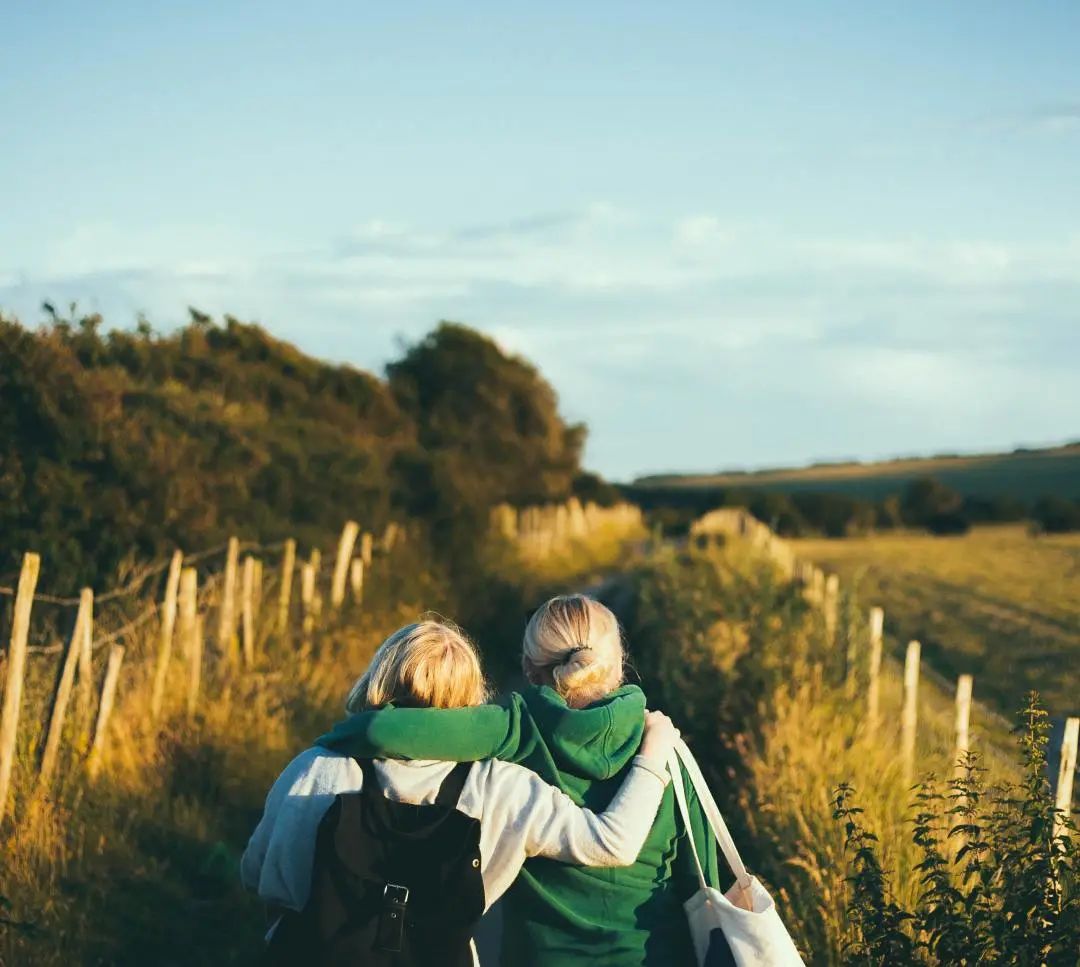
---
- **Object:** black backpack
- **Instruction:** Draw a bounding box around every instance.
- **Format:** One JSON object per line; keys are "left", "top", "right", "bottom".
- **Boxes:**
{"left": 267, "top": 760, "right": 485, "bottom": 967}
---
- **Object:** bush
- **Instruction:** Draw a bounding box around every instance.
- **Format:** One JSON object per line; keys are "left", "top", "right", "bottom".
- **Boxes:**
{"left": 1032, "top": 496, "right": 1080, "bottom": 534}
{"left": 834, "top": 695, "right": 1079, "bottom": 965}
{"left": 0, "top": 313, "right": 594, "bottom": 588}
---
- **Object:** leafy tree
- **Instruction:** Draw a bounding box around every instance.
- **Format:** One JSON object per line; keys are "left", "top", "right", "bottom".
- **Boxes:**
{"left": 901, "top": 477, "right": 970, "bottom": 534}
{"left": 387, "top": 322, "right": 585, "bottom": 541}
{"left": 1031, "top": 496, "right": 1080, "bottom": 534}
{"left": 0, "top": 313, "right": 592, "bottom": 590}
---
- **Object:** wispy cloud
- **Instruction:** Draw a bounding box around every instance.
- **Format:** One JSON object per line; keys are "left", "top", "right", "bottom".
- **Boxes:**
{"left": 2, "top": 204, "right": 1078, "bottom": 477}
{"left": 1027, "top": 101, "right": 1080, "bottom": 135}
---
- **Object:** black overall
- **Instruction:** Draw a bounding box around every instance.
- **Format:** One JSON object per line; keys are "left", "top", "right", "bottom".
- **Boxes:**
{"left": 267, "top": 760, "right": 485, "bottom": 967}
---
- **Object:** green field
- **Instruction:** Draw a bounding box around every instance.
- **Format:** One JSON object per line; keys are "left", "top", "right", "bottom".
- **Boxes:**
{"left": 791, "top": 525, "right": 1080, "bottom": 719}
{"left": 638, "top": 443, "right": 1080, "bottom": 502}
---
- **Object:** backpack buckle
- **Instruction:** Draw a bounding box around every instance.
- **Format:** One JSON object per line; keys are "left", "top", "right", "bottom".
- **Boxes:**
{"left": 375, "top": 882, "right": 409, "bottom": 952}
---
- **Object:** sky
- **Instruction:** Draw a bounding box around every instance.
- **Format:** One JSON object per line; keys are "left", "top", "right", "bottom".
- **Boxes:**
{"left": 2, "top": 2, "right": 1078, "bottom": 480}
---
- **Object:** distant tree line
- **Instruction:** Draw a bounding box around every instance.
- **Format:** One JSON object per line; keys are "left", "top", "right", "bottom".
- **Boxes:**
{"left": 0, "top": 309, "right": 601, "bottom": 590}
{"left": 627, "top": 476, "right": 1080, "bottom": 539}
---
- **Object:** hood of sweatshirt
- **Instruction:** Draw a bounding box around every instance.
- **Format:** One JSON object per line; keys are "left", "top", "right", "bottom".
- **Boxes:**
{"left": 520, "top": 683, "right": 646, "bottom": 781}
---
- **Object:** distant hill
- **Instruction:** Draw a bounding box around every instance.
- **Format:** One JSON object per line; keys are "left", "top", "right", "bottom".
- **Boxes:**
{"left": 634, "top": 444, "right": 1080, "bottom": 502}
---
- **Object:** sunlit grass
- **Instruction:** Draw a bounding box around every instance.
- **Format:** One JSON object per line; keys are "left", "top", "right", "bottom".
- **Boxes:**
{"left": 791, "top": 525, "right": 1080, "bottom": 716}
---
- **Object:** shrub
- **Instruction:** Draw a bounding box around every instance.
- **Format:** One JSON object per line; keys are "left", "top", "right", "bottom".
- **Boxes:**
{"left": 1032, "top": 496, "right": 1080, "bottom": 534}
{"left": 834, "top": 695, "right": 1079, "bottom": 965}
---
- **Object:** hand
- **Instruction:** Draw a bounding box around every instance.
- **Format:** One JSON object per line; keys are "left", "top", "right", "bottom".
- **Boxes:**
{"left": 640, "top": 710, "right": 680, "bottom": 761}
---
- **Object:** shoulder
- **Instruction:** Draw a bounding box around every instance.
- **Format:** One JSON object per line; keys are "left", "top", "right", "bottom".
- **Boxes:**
{"left": 274, "top": 747, "right": 364, "bottom": 799}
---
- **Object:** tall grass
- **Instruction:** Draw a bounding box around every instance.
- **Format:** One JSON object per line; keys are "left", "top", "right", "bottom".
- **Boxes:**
{"left": 1, "top": 514, "right": 643, "bottom": 965}
{"left": 623, "top": 539, "right": 1077, "bottom": 965}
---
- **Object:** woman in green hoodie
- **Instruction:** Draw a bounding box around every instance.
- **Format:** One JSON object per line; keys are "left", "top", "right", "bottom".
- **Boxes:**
{"left": 317, "top": 595, "right": 725, "bottom": 966}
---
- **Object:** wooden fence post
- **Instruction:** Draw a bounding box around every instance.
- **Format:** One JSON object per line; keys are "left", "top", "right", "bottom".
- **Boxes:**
{"left": 1054, "top": 717, "right": 1079, "bottom": 841}
{"left": 87, "top": 644, "right": 125, "bottom": 779}
{"left": 866, "top": 607, "right": 884, "bottom": 736}
{"left": 150, "top": 550, "right": 184, "bottom": 720}
{"left": 38, "top": 587, "right": 93, "bottom": 792}
{"left": 823, "top": 574, "right": 839, "bottom": 644}
{"left": 331, "top": 521, "right": 360, "bottom": 610}
{"left": 902, "top": 640, "right": 921, "bottom": 784}
{"left": 383, "top": 522, "right": 400, "bottom": 552}
{"left": 0, "top": 552, "right": 41, "bottom": 823}
{"left": 178, "top": 567, "right": 199, "bottom": 716}
{"left": 278, "top": 538, "right": 296, "bottom": 634}
{"left": 349, "top": 559, "right": 365, "bottom": 605}
{"left": 301, "top": 562, "right": 316, "bottom": 649}
{"left": 77, "top": 584, "right": 95, "bottom": 739}
{"left": 188, "top": 618, "right": 204, "bottom": 718}
{"left": 309, "top": 549, "right": 323, "bottom": 623}
{"left": 218, "top": 536, "right": 239, "bottom": 662}
{"left": 954, "top": 674, "right": 973, "bottom": 777}
{"left": 843, "top": 602, "right": 859, "bottom": 699}
{"left": 241, "top": 556, "right": 256, "bottom": 667}
{"left": 252, "top": 558, "right": 263, "bottom": 622}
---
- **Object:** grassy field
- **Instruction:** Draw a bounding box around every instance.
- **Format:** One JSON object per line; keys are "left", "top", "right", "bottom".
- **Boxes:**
{"left": 791, "top": 525, "right": 1080, "bottom": 719}
{"left": 637, "top": 443, "right": 1080, "bottom": 502}
{"left": 625, "top": 542, "right": 1070, "bottom": 965}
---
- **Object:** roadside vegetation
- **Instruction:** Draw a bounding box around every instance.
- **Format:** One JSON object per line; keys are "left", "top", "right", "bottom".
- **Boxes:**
{"left": 1, "top": 519, "right": 640, "bottom": 966}
{"left": 620, "top": 541, "right": 1078, "bottom": 965}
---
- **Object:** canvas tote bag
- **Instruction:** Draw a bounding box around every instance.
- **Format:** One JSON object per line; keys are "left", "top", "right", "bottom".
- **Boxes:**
{"left": 668, "top": 738, "right": 804, "bottom": 967}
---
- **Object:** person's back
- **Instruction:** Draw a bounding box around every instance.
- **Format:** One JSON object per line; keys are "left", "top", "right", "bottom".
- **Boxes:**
{"left": 496, "top": 685, "right": 707, "bottom": 967}
{"left": 317, "top": 596, "right": 724, "bottom": 967}
{"left": 268, "top": 759, "right": 483, "bottom": 967}
{"left": 243, "top": 618, "right": 681, "bottom": 967}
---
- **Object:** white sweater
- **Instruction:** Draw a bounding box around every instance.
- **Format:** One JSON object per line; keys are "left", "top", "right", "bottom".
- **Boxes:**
{"left": 241, "top": 748, "right": 668, "bottom": 916}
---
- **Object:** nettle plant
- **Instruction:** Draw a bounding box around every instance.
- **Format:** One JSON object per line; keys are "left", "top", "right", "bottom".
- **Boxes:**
{"left": 834, "top": 695, "right": 1079, "bottom": 966}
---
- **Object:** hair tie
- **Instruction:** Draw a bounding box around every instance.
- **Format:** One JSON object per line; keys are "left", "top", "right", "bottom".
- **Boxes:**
{"left": 562, "top": 644, "right": 590, "bottom": 664}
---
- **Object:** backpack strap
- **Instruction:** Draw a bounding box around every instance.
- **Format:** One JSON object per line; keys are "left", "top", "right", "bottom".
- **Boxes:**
{"left": 434, "top": 761, "right": 472, "bottom": 807}
{"left": 356, "top": 756, "right": 378, "bottom": 790}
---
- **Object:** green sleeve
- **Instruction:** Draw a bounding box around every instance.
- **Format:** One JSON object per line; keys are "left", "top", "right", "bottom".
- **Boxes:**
{"left": 315, "top": 693, "right": 528, "bottom": 763}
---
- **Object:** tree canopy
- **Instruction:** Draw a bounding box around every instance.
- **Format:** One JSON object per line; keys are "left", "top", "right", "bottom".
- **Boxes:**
{"left": 0, "top": 311, "right": 588, "bottom": 590}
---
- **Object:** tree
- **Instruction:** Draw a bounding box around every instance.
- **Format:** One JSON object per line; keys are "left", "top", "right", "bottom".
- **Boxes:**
{"left": 1031, "top": 496, "right": 1080, "bottom": 533}
{"left": 387, "top": 322, "right": 585, "bottom": 540}
{"left": 900, "top": 478, "right": 970, "bottom": 535}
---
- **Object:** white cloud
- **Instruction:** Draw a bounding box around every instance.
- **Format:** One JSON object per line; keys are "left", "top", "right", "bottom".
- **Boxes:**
{"left": 2, "top": 204, "right": 1077, "bottom": 477}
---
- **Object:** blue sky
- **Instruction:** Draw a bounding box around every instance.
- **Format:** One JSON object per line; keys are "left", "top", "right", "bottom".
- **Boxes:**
{"left": 2, "top": 2, "right": 1078, "bottom": 480}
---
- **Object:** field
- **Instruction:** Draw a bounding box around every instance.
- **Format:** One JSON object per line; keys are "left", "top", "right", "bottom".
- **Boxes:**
{"left": 791, "top": 525, "right": 1080, "bottom": 719}
{"left": 637, "top": 443, "right": 1080, "bottom": 502}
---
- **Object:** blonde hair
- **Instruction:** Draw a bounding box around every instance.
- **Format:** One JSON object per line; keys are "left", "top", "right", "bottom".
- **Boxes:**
{"left": 345, "top": 619, "right": 487, "bottom": 713}
{"left": 522, "top": 595, "right": 624, "bottom": 708}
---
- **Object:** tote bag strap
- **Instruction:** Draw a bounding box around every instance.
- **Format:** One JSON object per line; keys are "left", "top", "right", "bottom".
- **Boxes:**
{"left": 668, "top": 738, "right": 753, "bottom": 893}
{"left": 668, "top": 748, "right": 709, "bottom": 892}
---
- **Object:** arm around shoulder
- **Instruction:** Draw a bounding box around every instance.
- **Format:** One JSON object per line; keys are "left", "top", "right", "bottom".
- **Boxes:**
{"left": 316, "top": 695, "right": 525, "bottom": 762}
{"left": 483, "top": 755, "right": 668, "bottom": 869}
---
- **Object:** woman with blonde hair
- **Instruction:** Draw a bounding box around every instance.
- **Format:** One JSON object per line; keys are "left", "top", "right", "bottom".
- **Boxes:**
{"left": 242, "top": 618, "right": 679, "bottom": 966}
{"left": 318, "top": 596, "right": 722, "bottom": 966}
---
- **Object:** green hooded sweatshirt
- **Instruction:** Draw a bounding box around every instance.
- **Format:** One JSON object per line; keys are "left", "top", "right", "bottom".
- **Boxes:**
{"left": 316, "top": 685, "right": 722, "bottom": 967}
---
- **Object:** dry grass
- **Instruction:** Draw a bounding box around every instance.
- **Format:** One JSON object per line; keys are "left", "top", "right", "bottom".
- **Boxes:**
{"left": 2, "top": 578, "right": 407, "bottom": 965}
{"left": 630, "top": 540, "right": 1035, "bottom": 966}
{"left": 791, "top": 525, "right": 1080, "bottom": 717}
{"left": 1, "top": 513, "right": 643, "bottom": 965}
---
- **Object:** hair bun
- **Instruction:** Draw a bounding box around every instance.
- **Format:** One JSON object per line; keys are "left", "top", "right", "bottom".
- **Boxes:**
{"left": 524, "top": 594, "right": 625, "bottom": 707}
{"left": 552, "top": 647, "right": 601, "bottom": 690}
